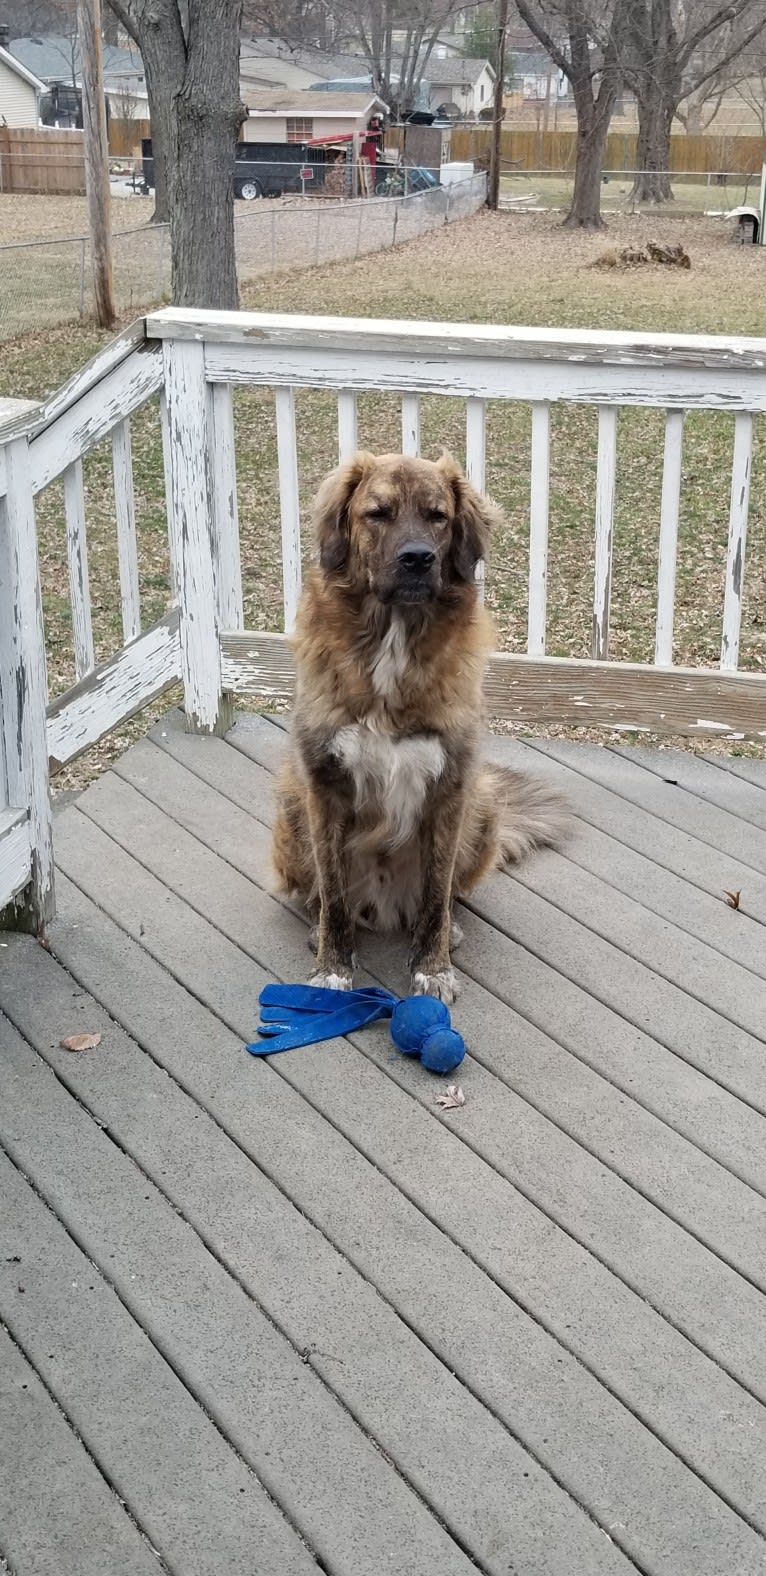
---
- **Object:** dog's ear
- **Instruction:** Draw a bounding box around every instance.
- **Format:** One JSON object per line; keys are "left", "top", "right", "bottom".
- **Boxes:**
{"left": 313, "top": 452, "right": 375, "bottom": 572}
{"left": 436, "top": 451, "right": 503, "bottom": 584}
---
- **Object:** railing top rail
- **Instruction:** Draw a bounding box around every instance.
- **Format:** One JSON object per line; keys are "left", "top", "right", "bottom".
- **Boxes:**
{"left": 0, "top": 321, "right": 153, "bottom": 447}
{"left": 145, "top": 307, "right": 766, "bottom": 373}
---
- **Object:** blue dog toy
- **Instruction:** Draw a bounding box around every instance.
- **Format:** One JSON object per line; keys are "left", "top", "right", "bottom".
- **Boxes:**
{"left": 246, "top": 983, "right": 465, "bottom": 1074}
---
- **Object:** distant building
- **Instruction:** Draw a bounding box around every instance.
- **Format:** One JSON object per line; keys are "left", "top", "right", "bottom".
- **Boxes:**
{"left": 8, "top": 35, "right": 148, "bottom": 120}
{"left": 425, "top": 58, "right": 495, "bottom": 118}
{"left": 241, "top": 89, "right": 386, "bottom": 145}
{"left": 240, "top": 38, "right": 365, "bottom": 95}
{"left": 0, "top": 40, "right": 45, "bottom": 127}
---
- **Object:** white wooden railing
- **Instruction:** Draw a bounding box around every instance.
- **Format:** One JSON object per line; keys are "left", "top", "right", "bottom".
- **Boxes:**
{"left": 1, "top": 307, "right": 765, "bottom": 927}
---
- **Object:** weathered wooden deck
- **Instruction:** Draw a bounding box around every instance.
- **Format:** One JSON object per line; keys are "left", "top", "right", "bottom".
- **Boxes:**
{"left": 3, "top": 710, "right": 766, "bottom": 1576}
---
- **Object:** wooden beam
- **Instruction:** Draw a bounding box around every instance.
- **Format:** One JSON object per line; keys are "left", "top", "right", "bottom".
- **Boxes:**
{"left": 219, "top": 630, "right": 766, "bottom": 739}
{"left": 47, "top": 611, "right": 181, "bottom": 771}
{"left": 77, "top": 0, "right": 115, "bottom": 329}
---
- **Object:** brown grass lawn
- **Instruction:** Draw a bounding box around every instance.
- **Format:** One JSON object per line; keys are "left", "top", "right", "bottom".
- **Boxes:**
{"left": 1, "top": 207, "right": 765, "bottom": 785}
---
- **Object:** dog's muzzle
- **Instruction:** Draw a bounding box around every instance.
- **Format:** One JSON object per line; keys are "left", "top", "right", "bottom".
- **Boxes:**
{"left": 388, "top": 540, "right": 439, "bottom": 603}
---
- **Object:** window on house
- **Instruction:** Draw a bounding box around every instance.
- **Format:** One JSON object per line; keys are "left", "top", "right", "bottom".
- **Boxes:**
{"left": 286, "top": 117, "right": 314, "bottom": 142}
{"left": 480, "top": 83, "right": 485, "bottom": 102}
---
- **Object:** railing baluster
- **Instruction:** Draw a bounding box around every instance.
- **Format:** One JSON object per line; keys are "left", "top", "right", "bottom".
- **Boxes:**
{"left": 0, "top": 437, "right": 54, "bottom": 923}
{"left": 465, "top": 397, "right": 486, "bottom": 602}
{"left": 721, "top": 411, "right": 753, "bottom": 671}
{"left": 209, "top": 383, "right": 243, "bottom": 631}
{"left": 63, "top": 458, "right": 95, "bottom": 680}
{"left": 337, "top": 391, "right": 358, "bottom": 462}
{"left": 401, "top": 394, "right": 420, "bottom": 456}
{"left": 159, "top": 388, "right": 180, "bottom": 604}
{"left": 655, "top": 409, "right": 684, "bottom": 667}
{"left": 111, "top": 417, "right": 141, "bottom": 643}
{"left": 275, "top": 386, "right": 302, "bottom": 634}
{"left": 592, "top": 404, "right": 618, "bottom": 661}
{"left": 527, "top": 402, "right": 550, "bottom": 655}
{"left": 162, "top": 338, "right": 224, "bottom": 733}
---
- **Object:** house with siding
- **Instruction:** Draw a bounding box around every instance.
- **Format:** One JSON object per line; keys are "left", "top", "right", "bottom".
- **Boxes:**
{"left": 0, "top": 43, "right": 45, "bottom": 128}
{"left": 426, "top": 58, "right": 495, "bottom": 119}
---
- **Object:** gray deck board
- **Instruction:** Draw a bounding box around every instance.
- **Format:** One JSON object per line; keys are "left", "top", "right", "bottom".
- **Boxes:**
{"left": 0, "top": 1326, "right": 162, "bottom": 1576}
{"left": 3, "top": 711, "right": 766, "bottom": 1574}
{"left": 0, "top": 1073, "right": 318, "bottom": 1576}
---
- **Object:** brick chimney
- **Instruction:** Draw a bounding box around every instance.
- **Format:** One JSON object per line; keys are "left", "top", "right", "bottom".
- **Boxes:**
{"left": 0, "top": 23, "right": 10, "bottom": 48}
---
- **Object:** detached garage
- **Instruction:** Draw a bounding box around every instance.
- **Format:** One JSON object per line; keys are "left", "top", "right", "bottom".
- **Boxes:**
{"left": 241, "top": 90, "right": 386, "bottom": 146}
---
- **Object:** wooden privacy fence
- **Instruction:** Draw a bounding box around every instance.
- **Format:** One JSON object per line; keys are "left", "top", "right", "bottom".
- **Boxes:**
{"left": 1, "top": 309, "right": 766, "bottom": 929}
{"left": 109, "top": 117, "right": 150, "bottom": 158}
{"left": 0, "top": 127, "right": 85, "bottom": 194}
{"left": 450, "top": 125, "right": 766, "bottom": 175}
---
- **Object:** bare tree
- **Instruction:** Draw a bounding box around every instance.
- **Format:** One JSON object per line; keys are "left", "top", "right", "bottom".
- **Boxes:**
{"left": 240, "top": 0, "right": 339, "bottom": 47}
{"left": 735, "top": 53, "right": 766, "bottom": 132}
{"left": 330, "top": 0, "right": 469, "bottom": 118}
{"left": 514, "top": 0, "right": 632, "bottom": 228}
{"left": 105, "top": 0, "right": 245, "bottom": 308}
{"left": 623, "top": 0, "right": 766, "bottom": 202}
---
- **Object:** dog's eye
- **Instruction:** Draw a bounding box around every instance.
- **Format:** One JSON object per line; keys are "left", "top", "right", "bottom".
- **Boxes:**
{"left": 428, "top": 510, "right": 448, "bottom": 525}
{"left": 365, "top": 506, "right": 391, "bottom": 522}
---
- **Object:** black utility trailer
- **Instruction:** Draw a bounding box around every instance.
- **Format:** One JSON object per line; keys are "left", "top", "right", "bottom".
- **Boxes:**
{"left": 140, "top": 139, "right": 331, "bottom": 200}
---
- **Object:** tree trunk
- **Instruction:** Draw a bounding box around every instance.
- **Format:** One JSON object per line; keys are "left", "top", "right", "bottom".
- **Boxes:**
{"left": 631, "top": 87, "right": 675, "bottom": 202}
{"left": 563, "top": 97, "right": 612, "bottom": 229}
{"left": 143, "top": 68, "right": 169, "bottom": 225}
{"left": 168, "top": 10, "right": 243, "bottom": 309}
{"left": 106, "top": 0, "right": 243, "bottom": 310}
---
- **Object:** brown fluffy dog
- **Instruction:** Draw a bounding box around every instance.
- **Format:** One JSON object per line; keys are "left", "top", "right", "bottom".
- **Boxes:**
{"left": 272, "top": 450, "right": 567, "bottom": 1002}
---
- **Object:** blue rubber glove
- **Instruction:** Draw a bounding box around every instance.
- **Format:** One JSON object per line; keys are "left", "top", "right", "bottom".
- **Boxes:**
{"left": 246, "top": 983, "right": 398, "bottom": 1055}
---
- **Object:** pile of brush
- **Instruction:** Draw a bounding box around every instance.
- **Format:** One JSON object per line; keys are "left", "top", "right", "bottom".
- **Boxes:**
{"left": 593, "top": 240, "right": 691, "bottom": 270}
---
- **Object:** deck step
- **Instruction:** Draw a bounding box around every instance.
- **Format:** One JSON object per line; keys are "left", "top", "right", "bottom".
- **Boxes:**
{"left": 0, "top": 806, "right": 31, "bottom": 909}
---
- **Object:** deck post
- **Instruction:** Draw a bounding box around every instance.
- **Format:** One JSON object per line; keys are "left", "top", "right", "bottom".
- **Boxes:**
{"left": 0, "top": 436, "right": 55, "bottom": 930}
{"left": 162, "top": 338, "right": 232, "bottom": 735}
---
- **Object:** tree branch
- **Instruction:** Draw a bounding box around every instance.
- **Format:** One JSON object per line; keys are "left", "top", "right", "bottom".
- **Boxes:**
{"left": 513, "top": 0, "right": 572, "bottom": 78}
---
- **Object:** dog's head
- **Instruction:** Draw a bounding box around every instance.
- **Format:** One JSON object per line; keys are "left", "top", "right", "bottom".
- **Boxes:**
{"left": 312, "top": 450, "right": 502, "bottom": 606}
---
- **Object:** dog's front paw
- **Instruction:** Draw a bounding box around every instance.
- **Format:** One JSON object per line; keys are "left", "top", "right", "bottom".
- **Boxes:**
{"left": 412, "top": 967, "right": 460, "bottom": 1005}
{"left": 309, "top": 969, "right": 354, "bottom": 991}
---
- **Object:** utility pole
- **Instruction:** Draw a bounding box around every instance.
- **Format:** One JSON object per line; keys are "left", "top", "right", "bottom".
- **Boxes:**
{"left": 488, "top": 0, "right": 509, "bottom": 209}
{"left": 77, "top": 0, "right": 116, "bottom": 327}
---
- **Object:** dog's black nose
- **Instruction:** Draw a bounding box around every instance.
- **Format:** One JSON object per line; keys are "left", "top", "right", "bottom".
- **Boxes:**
{"left": 397, "top": 541, "right": 436, "bottom": 574}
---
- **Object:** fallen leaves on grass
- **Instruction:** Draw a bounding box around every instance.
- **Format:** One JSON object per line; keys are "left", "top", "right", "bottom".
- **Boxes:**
{"left": 435, "top": 1084, "right": 466, "bottom": 1110}
{"left": 59, "top": 1031, "right": 102, "bottom": 1052}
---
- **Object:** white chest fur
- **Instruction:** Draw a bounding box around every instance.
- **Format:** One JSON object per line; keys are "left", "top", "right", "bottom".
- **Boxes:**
{"left": 369, "top": 614, "right": 409, "bottom": 701}
{"left": 331, "top": 723, "right": 445, "bottom": 847}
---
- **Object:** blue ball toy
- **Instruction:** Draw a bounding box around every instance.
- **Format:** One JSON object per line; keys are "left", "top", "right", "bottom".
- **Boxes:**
{"left": 390, "top": 996, "right": 450, "bottom": 1054}
{"left": 419, "top": 1027, "right": 466, "bottom": 1074}
{"left": 390, "top": 996, "right": 465, "bottom": 1073}
{"left": 248, "top": 982, "right": 466, "bottom": 1074}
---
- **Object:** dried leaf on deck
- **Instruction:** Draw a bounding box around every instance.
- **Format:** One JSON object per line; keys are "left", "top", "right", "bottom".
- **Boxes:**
{"left": 59, "top": 1032, "right": 102, "bottom": 1052}
{"left": 724, "top": 890, "right": 742, "bottom": 911}
{"left": 435, "top": 1084, "right": 465, "bottom": 1110}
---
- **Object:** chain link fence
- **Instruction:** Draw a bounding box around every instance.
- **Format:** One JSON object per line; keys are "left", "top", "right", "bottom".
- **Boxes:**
{"left": 0, "top": 174, "right": 486, "bottom": 343}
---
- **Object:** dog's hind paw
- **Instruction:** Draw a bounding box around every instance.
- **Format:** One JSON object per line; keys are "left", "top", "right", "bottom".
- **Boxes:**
{"left": 309, "top": 970, "right": 354, "bottom": 991}
{"left": 412, "top": 968, "right": 460, "bottom": 1005}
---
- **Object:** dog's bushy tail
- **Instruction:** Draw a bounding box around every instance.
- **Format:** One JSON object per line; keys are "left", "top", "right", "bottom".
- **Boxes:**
{"left": 480, "top": 762, "right": 570, "bottom": 866}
